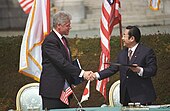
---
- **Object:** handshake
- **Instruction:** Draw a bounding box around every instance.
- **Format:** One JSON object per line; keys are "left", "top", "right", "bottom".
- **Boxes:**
{"left": 83, "top": 71, "right": 98, "bottom": 81}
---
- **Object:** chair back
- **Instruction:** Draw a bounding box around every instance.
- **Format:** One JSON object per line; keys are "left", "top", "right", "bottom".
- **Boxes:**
{"left": 16, "top": 83, "right": 42, "bottom": 111}
{"left": 109, "top": 80, "right": 122, "bottom": 107}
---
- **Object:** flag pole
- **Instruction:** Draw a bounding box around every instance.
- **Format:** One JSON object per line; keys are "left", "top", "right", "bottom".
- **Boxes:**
{"left": 119, "top": 19, "right": 123, "bottom": 49}
{"left": 72, "top": 91, "right": 86, "bottom": 111}
{"left": 72, "top": 91, "right": 83, "bottom": 108}
{"left": 47, "top": 0, "right": 51, "bottom": 33}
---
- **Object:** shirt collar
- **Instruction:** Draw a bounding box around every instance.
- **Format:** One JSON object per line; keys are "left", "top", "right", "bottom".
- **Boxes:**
{"left": 53, "top": 28, "right": 62, "bottom": 39}
{"left": 129, "top": 43, "right": 139, "bottom": 52}
{"left": 53, "top": 28, "right": 64, "bottom": 44}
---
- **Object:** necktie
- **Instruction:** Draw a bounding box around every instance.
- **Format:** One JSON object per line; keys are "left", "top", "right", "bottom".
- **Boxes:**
{"left": 128, "top": 49, "right": 133, "bottom": 60}
{"left": 62, "top": 37, "right": 68, "bottom": 49}
{"left": 62, "top": 37, "right": 70, "bottom": 60}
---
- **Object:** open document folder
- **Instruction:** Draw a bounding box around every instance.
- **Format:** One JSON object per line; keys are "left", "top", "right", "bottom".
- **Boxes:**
{"left": 72, "top": 58, "right": 82, "bottom": 69}
{"left": 105, "top": 62, "right": 137, "bottom": 67}
{"left": 72, "top": 59, "right": 84, "bottom": 85}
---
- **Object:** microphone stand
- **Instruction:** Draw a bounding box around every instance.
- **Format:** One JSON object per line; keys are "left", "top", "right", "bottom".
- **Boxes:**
{"left": 72, "top": 91, "right": 85, "bottom": 111}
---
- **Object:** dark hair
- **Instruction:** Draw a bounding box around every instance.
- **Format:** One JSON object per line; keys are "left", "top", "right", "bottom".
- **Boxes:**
{"left": 126, "top": 26, "right": 141, "bottom": 43}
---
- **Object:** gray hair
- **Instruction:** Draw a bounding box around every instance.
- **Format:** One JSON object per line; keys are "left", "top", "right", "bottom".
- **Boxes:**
{"left": 53, "top": 11, "right": 72, "bottom": 28}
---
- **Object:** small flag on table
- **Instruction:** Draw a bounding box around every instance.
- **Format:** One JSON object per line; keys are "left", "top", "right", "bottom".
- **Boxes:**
{"left": 60, "top": 81, "right": 73, "bottom": 105}
{"left": 80, "top": 80, "right": 90, "bottom": 103}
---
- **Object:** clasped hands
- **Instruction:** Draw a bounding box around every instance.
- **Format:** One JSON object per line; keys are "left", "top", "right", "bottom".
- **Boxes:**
{"left": 83, "top": 71, "right": 97, "bottom": 81}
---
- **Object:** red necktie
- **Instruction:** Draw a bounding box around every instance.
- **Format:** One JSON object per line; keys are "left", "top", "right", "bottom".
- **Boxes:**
{"left": 62, "top": 37, "right": 70, "bottom": 60}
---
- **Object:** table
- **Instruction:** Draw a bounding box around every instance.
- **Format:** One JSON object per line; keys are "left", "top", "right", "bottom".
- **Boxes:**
{"left": 50, "top": 105, "right": 170, "bottom": 111}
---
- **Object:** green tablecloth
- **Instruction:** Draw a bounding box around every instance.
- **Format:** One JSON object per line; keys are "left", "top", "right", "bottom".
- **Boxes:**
{"left": 51, "top": 107, "right": 121, "bottom": 111}
{"left": 50, "top": 105, "right": 170, "bottom": 111}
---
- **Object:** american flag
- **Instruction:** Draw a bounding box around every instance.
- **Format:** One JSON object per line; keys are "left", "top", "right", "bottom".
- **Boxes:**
{"left": 96, "top": 0, "right": 121, "bottom": 99}
{"left": 60, "top": 81, "right": 73, "bottom": 105}
{"left": 18, "top": 0, "right": 34, "bottom": 14}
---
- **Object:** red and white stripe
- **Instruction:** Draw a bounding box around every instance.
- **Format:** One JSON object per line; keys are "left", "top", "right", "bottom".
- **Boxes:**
{"left": 96, "top": 0, "right": 121, "bottom": 99}
{"left": 19, "top": 0, "right": 50, "bottom": 81}
{"left": 60, "top": 86, "right": 73, "bottom": 105}
{"left": 18, "top": 0, "right": 34, "bottom": 14}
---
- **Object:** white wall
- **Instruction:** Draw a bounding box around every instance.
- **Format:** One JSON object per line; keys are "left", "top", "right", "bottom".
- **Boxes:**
{"left": 52, "top": 0, "right": 170, "bottom": 30}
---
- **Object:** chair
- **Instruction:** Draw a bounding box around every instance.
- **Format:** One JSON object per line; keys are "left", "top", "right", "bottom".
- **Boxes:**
{"left": 16, "top": 83, "right": 43, "bottom": 111}
{"left": 109, "top": 80, "right": 122, "bottom": 107}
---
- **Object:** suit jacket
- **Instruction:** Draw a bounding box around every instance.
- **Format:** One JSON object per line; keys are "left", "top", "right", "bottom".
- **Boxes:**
{"left": 39, "top": 31, "right": 82, "bottom": 98}
{"left": 99, "top": 43, "right": 157, "bottom": 104}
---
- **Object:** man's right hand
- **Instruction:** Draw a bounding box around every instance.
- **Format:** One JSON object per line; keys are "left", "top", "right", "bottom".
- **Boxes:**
{"left": 83, "top": 71, "right": 94, "bottom": 81}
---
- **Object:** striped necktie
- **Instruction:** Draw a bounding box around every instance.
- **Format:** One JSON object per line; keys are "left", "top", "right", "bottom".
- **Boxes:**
{"left": 128, "top": 49, "right": 133, "bottom": 60}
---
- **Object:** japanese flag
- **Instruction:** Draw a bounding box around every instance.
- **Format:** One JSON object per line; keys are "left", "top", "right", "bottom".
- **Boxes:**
{"left": 80, "top": 80, "right": 90, "bottom": 103}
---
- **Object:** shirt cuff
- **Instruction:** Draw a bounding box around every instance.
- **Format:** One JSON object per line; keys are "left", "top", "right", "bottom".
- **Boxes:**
{"left": 79, "top": 70, "right": 85, "bottom": 78}
{"left": 95, "top": 72, "right": 100, "bottom": 79}
{"left": 137, "top": 67, "right": 143, "bottom": 76}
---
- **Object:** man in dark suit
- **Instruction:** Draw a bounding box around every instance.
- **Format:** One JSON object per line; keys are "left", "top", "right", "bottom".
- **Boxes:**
{"left": 91, "top": 26, "right": 157, "bottom": 106}
{"left": 39, "top": 11, "right": 92, "bottom": 110}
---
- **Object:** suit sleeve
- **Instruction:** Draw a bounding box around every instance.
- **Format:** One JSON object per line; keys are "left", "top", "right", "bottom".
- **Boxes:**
{"left": 142, "top": 49, "right": 157, "bottom": 78}
{"left": 98, "top": 62, "right": 119, "bottom": 80}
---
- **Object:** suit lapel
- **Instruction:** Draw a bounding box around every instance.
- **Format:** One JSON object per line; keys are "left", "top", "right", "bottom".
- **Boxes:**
{"left": 125, "top": 48, "right": 129, "bottom": 64}
{"left": 62, "top": 37, "right": 72, "bottom": 61}
{"left": 52, "top": 31, "right": 72, "bottom": 62}
{"left": 121, "top": 48, "right": 129, "bottom": 72}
